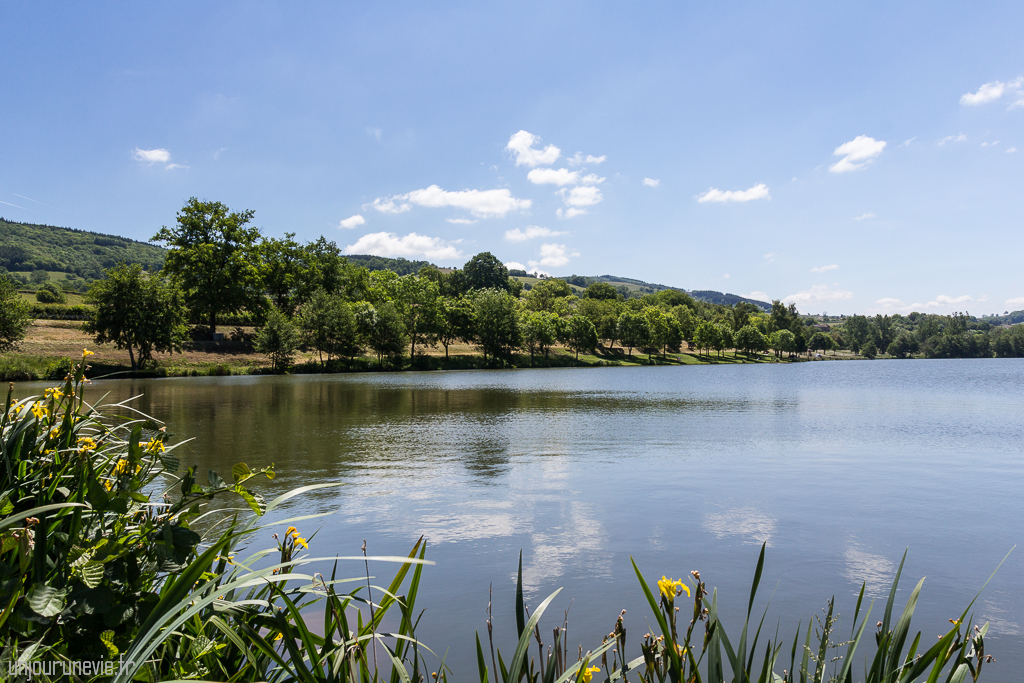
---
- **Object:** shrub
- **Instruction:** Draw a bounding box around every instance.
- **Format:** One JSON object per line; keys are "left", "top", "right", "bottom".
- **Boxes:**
{"left": 35, "top": 281, "right": 66, "bottom": 304}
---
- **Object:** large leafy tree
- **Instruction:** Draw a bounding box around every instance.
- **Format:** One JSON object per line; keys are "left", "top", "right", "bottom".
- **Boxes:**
{"left": 394, "top": 275, "right": 442, "bottom": 359}
{"left": 561, "top": 314, "right": 598, "bottom": 361}
{"left": 255, "top": 305, "right": 300, "bottom": 372}
{"left": 616, "top": 310, "right": 648, "bottom": 357}
{"left": 463, "top": 252, "right": 511, "bottom": 292}
{"left": 260, "top": 232, "right": 304, "bottom": 313}
{"left": 0, "top": 277, "right": 31, "bottom": 352}
{"left": 85, "top": 263, "right": 188, "bottom": 370}
{"left": 151, "top": 198, "right": 263, "bottom": 336}
{"left": 520, "top": 310, "right": 559, "bottom": 363}
{"left": 472, "top": 288, "right": 521, "bottom": 362}
{"left": 437, "top": 296, "right": 476, "bottom": 358}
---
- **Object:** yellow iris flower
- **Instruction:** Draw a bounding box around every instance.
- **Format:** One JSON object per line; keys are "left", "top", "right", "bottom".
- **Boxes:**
{"left": 141, "top": 438, "right": 166, "bottom": 453}
{"left": 45, "top": 387, "right": 64, "bottom": 400}
{"left": 30, "top": 402, "right": 49, "bottom": 420}
{"left": 82, "top": 349, "right": 95, "bottom": 357}
{"left": 582, "top": 666, "right": 600, "bottom": 683}
{"left": 77, "top": 436, "right": 98, "bottom": 452}
{"left": 658, "top": 576, "right": 690, "bottom": 599}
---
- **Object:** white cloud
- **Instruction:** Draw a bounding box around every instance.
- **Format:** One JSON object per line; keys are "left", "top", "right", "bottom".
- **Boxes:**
{"left": 528, "top": 242, "right": 579, "bottom": 269}
{"left": 568, "top": 152, "right": 606, "bottom": 166}
{"left": 579, "top": 173, "right": 604, "bottom": 185}
{"left": 938, "top": 133, "right": 968, "bottom": 146}
{"left": 527, "top": 168, "right": 579, "bottom": 186}
{"left": 1005, "top": 296, "right": 1024, "bottom": 307}
{"left": 810, "top": 264, "right": 839, "bottom": 273}
{"left": 343, "top": 231, "right": 462, "bottom": 260}
{"left": 559, "top": 185, "right": 603, "bottom": 207}
{"left": 899, "top": 138, "right": 916, "bottom": 147}
{"left": 369, "top": 185, "right": 530, "bottom": 218}
{"left": 747, "top": 291, "right": 771, "bottom": 302}
{"left": 446, "top": 217, "right": 477, "bottom": 224}
{"left": 505, "top": 226, "right": 566, "bottom": 242}
{"left": 505, "top": 261, "right": 527, "bottom": 271}
{"left": 960, "top": 78, "right": 1022, "bottom": 106}
{"left": 642, "top": 177, "right": 660, "bottom": 187}
{"left": 338, "top": 214, "right": 366, "bottom": 229}
{"left": 783, "top": 285, "right": 854, "bottom": 306}
{"left": 1007, "top": 147, "right": 1018, "bottom": 154}
{"left": 723, "top": 273, "right": 730, "bottom": 279}
{"left": 366, "top": 127, "right": 383, "bottom": 141}
{"left": 133, "top": 147, "right": 171, "bottom": 163}
{"left": 924, "top": 294, "right": 973, "bottom": 308}
{"left": 696, "top": 183, "right": 770, "bottom": 203}
{"left": 854, "top": 212, "right": 876, "bottom": 221}
{"left": 830, "top": 135, "right": 886, "bottom": 173}
{"left": 763, "top": 253, "right": 775, "bottom": 264}
{"left": 164, "top": 163, "right": 188, "bottom": 170}
{"left": 980, "top": 141, "right": 1000, "bottom": 147}
{"left": 556, "top": 208, "right": 587, "bottom": 219}
{"left": 506, "top": 130, "right": 560, "bottom": 167}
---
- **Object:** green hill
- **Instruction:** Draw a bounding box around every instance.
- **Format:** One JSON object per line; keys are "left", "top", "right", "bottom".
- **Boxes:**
{"left": 0, "top": 219, "right": 166, "bottom": 280}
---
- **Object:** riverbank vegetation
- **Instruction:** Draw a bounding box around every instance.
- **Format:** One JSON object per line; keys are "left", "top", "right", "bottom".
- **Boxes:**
{"left": 2, "top": 198, "right": 1023, "bottom": 379}
{"left": 0, "top": 357, "right": 1003, "bottom": 680}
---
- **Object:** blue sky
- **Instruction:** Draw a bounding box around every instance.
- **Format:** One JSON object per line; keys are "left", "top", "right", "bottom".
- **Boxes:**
{"left": 2, "top": 2, "right": 1022, "bottom": 315}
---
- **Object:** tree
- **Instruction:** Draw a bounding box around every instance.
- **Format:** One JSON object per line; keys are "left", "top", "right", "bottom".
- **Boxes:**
{"left": 437, "top": 296, "right": 476, "bottom": 358}
{"left": 860, "top": 339, "right": 878, "bottom": 359}
{"left": 561, "top": 315, "right": 598, "bottom": 362}
{"left": 584, "top": 281, "right": 619, "bottom": 300}
{"left": 85, "top": 263, "right": 188, "bottom": 370}
{"left": 731, "top": 302, "right": 757, "bottom": 332}
{"left": 0, "top": 277, "right": 31, "bottom": 352}
{"left": 525, "top": 278, "right": 574, "bottom": 311}
{"left": 617, "top": 311, "right": 648, "bottom": 356}
{"left": 769, "top": 329, "right": 796, "bottom": 358}
{"left": 808, "top": 331, "right": 831, "bottom": 355}
{"left": 394, "top": 275, "right": 442, "bottom": 360}
{"left": 356, "top": 301, "right": 408, "bottom": 367}
{"left": 463, "top": 252, "right": 511, "bottom": 292}
{"left": 521, "top": 310, "right": 559, "bottom": 363}
{"left": 644, "top": 307, "right": 681, "bottom": 360}
{"left": 671, "top": 305, "right": 697, "bottom": 348}
{"left": 255, "top": 305, "right": 300, "bottom": 372}
{"left": 472, "top": 288, "right": 521, "bottom": 362}
{"left": 297, "top": 289, "right": 360, "bottom": 366}
{"left": 694, "top": 321, "right": 718, "bottom": 357}
{"left": 734, "top": 325, "right": 768, "bottom": 357}
{"left": 260, "top": 232, "right": 303, "bottom": 313}
{"left": 886, "top": 332, "right": 917, "bottom": 359}
{"left": 35, "top": 281, "right": 66, "bottom": 303}
{"left": 151, "top": 198, "right": 263, "bottom": 336}
{"left": 713, "top": 323, "right": 733, "bottom": 357}
{"left": 843, "top": 315, "right": 871, "bottom": 353}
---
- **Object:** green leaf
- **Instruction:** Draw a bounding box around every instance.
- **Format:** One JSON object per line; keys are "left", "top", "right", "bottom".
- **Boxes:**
{"left": 81, "top": 561, "right": 105, "bottom": 589}
{"left": 27, "top": 583, "right": 66, "bottom": 617}
{"left": 231, "top": 462, "right": 252, "bottom": 483}
{"left": 208, "top": 469, "right": 226, "bottom": 489}
{"left": 234, "top": 485, "right": 266, "bottom": 516}
{"left": 100, "top": 630, "right": 119, "bottom": 657}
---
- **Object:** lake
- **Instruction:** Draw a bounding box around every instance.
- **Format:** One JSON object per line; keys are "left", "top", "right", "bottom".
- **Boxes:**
{"left": 20, "top": 359, "right": 1024, "bottom": 680}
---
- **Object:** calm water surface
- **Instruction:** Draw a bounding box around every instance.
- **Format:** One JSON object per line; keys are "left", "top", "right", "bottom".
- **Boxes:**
{"left": 23, "top": 360, "right": 1024, "bottom": 679}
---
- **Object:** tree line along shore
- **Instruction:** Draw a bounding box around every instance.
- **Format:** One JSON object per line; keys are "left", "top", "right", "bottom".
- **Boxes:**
{"left": 1, "top": 197, "right": 1023, "bottom": 380}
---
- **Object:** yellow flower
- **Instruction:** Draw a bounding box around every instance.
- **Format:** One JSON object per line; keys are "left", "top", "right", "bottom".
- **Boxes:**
{"left": 582, "top": 666, "right": 600, "bottom": 683}
{"left": 30, "top": 402, "right": 49, "bottom": 420}
{"left": 114, "top": 459, "right": 140, "bottom": 476}
{"left": 286, "top": 526, "right": 296, "bottom": 535}
{"left": 45, "top": 387, "right": 64, "bottom": 400}
{"left": 48, "top": 427, "right": 61, "bottom": 439}
{"left": 294, "top": 537, "right": 308, "bottom": 550}
{"left": 104, "top": 480, "right": 113, "bottom": 491}
{"left": 658, "top": 576, "right": 690, "bottom": 599}
{"left": 141, "top": 438, "right": 165, "bottom": 453}
{"left": 82, "top": 349, "right": 95, "bottom": 358}
{"left": 77, "top": 436, "right": 98, "bottom": 452}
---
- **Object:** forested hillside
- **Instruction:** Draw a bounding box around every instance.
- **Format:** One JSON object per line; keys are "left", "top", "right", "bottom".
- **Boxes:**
{"left": 0, "top": 219, "right": 166, "bottom": 279}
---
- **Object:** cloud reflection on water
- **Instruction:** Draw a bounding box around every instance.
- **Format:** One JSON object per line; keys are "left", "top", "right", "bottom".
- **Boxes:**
{"left": 703, "top": 507, "right": 776, "bottom": 546}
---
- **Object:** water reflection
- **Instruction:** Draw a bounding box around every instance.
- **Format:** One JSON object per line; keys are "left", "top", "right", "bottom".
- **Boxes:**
{"left": 703, "top": 507, "right": 777, "bottom": 546}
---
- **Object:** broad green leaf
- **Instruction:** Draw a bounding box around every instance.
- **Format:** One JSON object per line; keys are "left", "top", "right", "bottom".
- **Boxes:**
{"left": 100, "top": 630, "right": 119, "bottom": 657}
{"left": 234, "top": 485, "right": 266, "bottom": 516}
{"left": 81, "top": 561, "right": 105, "bottom": 588}
{"left": 27, "top": 583, "right": 66, "bottom": 617}
{"left": 231, "top": 462, "right": 252, "bottom": 483}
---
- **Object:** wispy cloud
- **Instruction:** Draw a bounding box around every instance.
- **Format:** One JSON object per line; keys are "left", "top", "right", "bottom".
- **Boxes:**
{"left": 875, "top": 294, "right": 977, "bottom": 313}
{"left": 642, "top": 177, "right": 660, "bottom": 187}
{"left": 1007, "top": 147, "right": 1018, "bottom": 154}
{"left": 369, "top": 185, "right": 530, "bottom": 218}
{"left": 12, "top": 193, "right": 69, "bottom": 214}
{"left": 556, "top": 208, "right": 587, "bottom": 219}
{"left": 505, "top": 226, "right": 566, "bottom": 242}
{"left": 559, "top": 185, "right": 602, "bottom": 207}
{"left": 899, "top": 138, "right": 916, "bottom": 147}
{"left": 938, "top": 133, "right": 967, "bottom": 146}
{"left": 343, "top": 231, "right": 462, "bottom": 260}
{"left": 763, "top": 253, "right": 775, "bottom": 264}
{"left": 446, "top": 217, "right": 477, "bottom": 225}
{"left": 0, "top": 199, "right": 27, "bottom": 210}
{"left": 810, "top": 264, "right": 839, "bottom": 273}
{"left": 567, "top": 152, "right": 606, "bottom": 166}
{"left": 506, "top": 130, "right": 560, "bottom": 167}
{"left": 830, "top": 135, "right": 886, "bottom": 173}
{"left": 338, "top": 215, "right": 366, "bottom": 229}
{"left": 960, "top": 78, "right": 1023, "bottom": 106}
{"left": 783, "top": 285, "right": 854, "bottom": 307}
{"left": 1006, "top": 296, "right": 1024, "bottom": 308}
{"left": 697, "top": 183, "right": 770, "bottom": 203}
{"left": 854, "top": 212, "right": 876, "bottom": 221}
{"left": 133, "top": 147, "right": 171, "bottom": 163}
